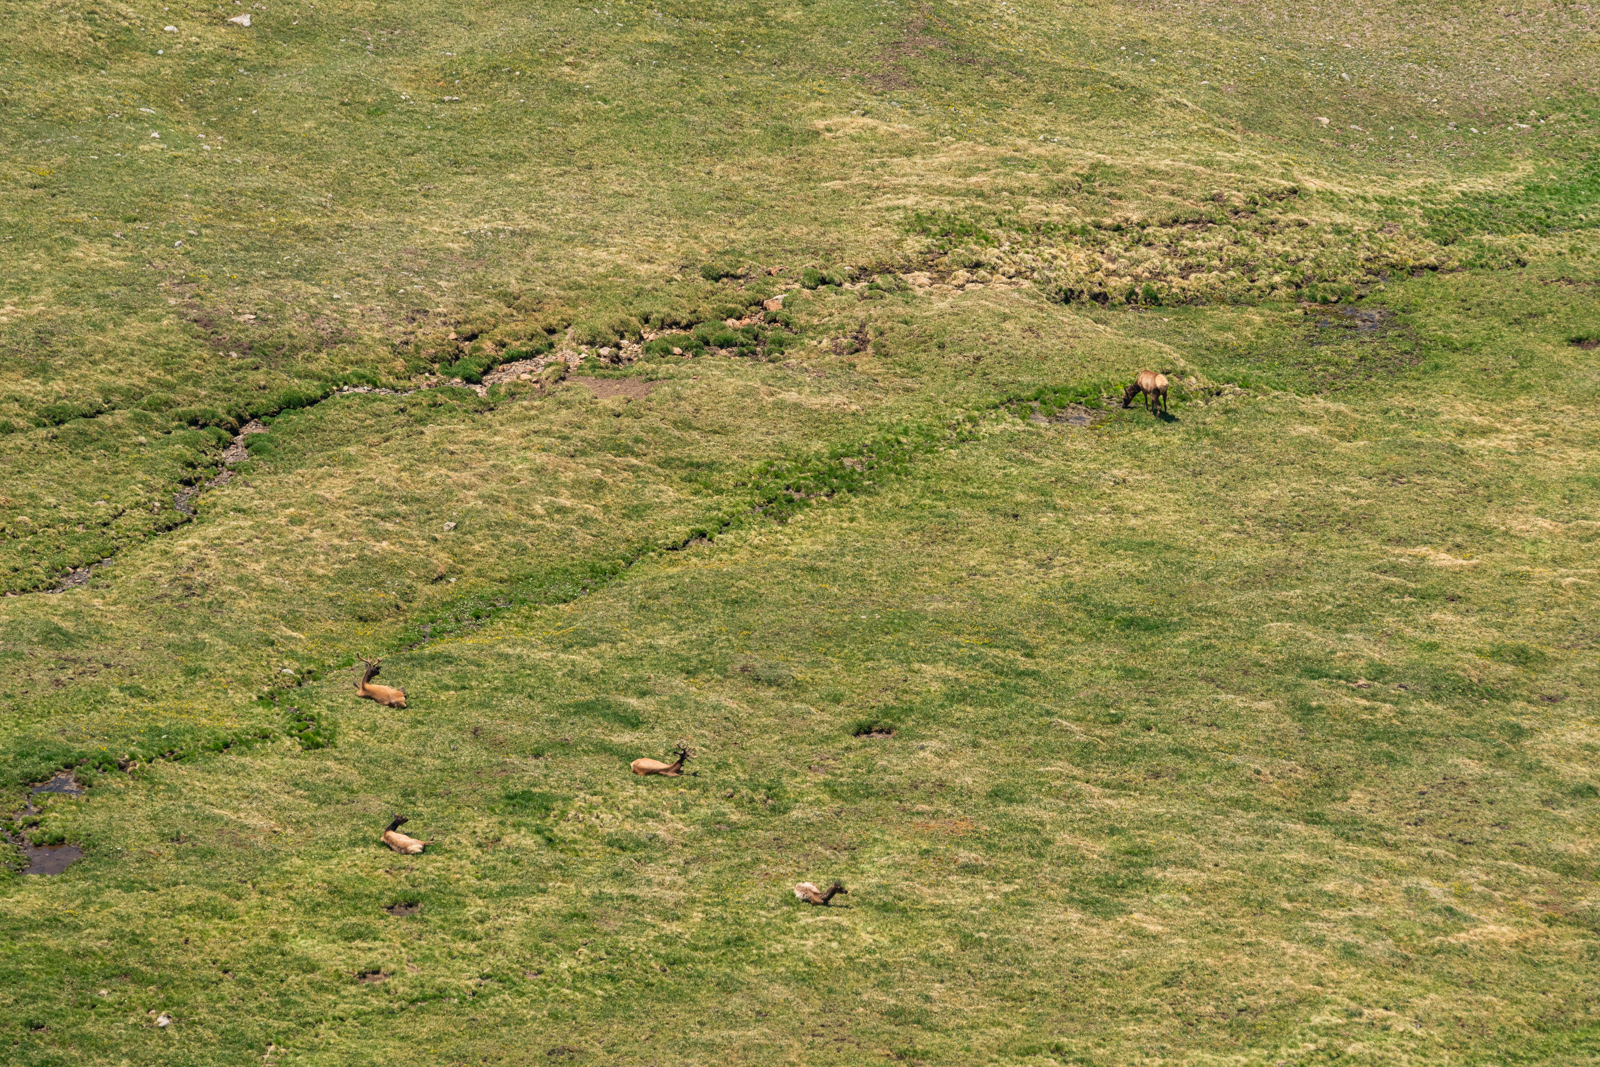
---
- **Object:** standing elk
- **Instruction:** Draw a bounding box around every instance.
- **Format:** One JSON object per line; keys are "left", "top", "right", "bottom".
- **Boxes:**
{"left": 1122, "top": 370, "right": 1169, "bottom": 416}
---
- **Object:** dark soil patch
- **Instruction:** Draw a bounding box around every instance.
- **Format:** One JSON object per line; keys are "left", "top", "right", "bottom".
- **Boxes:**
{"left": 356, "top": 970, "right": 390, "bottom": 984}
{"left": 1311, "top": 305, "right": 1387, "bottom": 334}
{"left": 853, "top": 724, "right": 896, "bottom": 739}
{"left": 1030, "top": 403, "right": 1101, "bottom": 427}
{"left": 1277, "top": 301, "right": 1426, "bottom": 391}
{"left": 856, "top": 3, "right": 943, "bottom": 92}
{"left": 46, "top": 565, "right": 100, "bottom": 594}
{"left": 219, "top": 419, "right": 268, "bottom": 464}
{"left": 385, "top": 902, "right": 422, "bottom": 917}
{"left": 737, "top": 660, "right": 793, "bottom": 687}
{"left": 5, "top": 773, "right": 87, "bottom": 875}
{"left": 32, "top": 772, "right": 85, "bottom": 797}
{"left": 1568, "top": 336, "right": 1599, "bottom": 351}
{"left": 570, "top": 376, "right": 657, "bottom": 400}
{"left": 20, "top": 843, "right": 84, "bottom": 876}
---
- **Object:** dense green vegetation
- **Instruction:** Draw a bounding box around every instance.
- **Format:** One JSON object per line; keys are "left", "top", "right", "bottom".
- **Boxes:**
{"left": 1, "top": 0, "right": 1597, "bottom": 1063}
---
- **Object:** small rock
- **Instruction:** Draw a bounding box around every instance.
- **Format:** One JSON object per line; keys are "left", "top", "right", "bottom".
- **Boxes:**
{"left": 164, "top": 25, "right": 178, "bottom": 32}
{"left": 762, "top": 296, "right": 784, "bottom": 312}
{"left": 443, "top": 521, "right": 457, "bottom": 531}
{"left": 156, "top": 1013, "right": 173, "bottom": 1028}
{"left": 598, "top": 347, "right": 614, "bottom": 358}
{"left": 227, "top": 13, "right": 251, "bottom": 26}
{"left": 671, "top": 346, "right": 683, "bottom": 355}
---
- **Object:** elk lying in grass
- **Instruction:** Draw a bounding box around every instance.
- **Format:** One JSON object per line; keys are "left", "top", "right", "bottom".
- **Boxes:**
{"left": 381, "top": 815, "right": 430, "bottom": 854}
{"left": 1122, "top": 370, "right": 1169, "bottom": 416}
{"left": 794, "top": 881, "right": 848, "bottom": 906}
{"left": 355, "top": 657, "right": 407, "bottom": 708}
{"left": 630, "top": 747, "right": 691, "bottom": 776}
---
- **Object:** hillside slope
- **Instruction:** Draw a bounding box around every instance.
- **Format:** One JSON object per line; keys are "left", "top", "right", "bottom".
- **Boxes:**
{"left": 1, "top": 2, "right": 1598, "bottom": 1064}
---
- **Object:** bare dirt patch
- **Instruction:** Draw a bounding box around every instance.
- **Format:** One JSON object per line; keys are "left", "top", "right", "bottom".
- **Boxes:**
{"left": 1308, "top": 305, "right": 1388, "bottom": 334}
{"left": 857, "top": 3, "right": 944, "bottom": 92}
{"left": 570, "top": 376, "right": 657, "bottom": 401}
{"left": 1030, "top": 403, "right": 1102, "bottom": 427}
{"left": 19, "top": 842, "right": 84, "bottom": 876}
{"left": 481, "top": 357, "right": 550, "bottom": 386}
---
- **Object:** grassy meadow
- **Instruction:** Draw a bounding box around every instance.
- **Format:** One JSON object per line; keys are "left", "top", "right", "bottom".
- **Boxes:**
{"left": 1, "top": 0, "right": 1598, "bottom": 1063}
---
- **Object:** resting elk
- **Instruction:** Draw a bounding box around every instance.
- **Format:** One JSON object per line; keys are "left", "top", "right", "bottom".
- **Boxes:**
{"left": 631, "top": 747, "right": 691, "bottom": 776}
{"left": 794, "top": 881, "right": 849, "bottom": 906}
{"left": 355, "top": 657, "right": 407, "bottom": 708}
{"left": 380, "top": 815, "right": 429, "bottom": 854}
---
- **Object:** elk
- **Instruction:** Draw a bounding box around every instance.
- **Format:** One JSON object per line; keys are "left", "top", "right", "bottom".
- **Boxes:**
{"left": 630, "top": 747, "right": 691, "bottom": 776}
{"left": 355, "top": 657, "right": 407, "bottom": 708}
{"left": 794, "top": 881, "right": 848, "bottom": 906}
{"left": 1122, "top": 370, "right": 1169, "bottom": 416}
{"left": 380, "top": 815, "right": 429, "bottom": 854}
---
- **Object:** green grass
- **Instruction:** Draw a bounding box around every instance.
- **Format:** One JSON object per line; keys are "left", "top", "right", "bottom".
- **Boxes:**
{"left": 2, "top": 0, "right": 1599, "bottom": 1063}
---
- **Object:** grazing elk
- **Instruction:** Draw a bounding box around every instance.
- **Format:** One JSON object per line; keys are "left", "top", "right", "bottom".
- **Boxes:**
{"left": 1122, "top": 370, "right": 1169, "bottom": 416}
{"left": 631, "top": 747, "right": 691, "bottom": 776}
{"left": 794, "top": 881, "right": 848, "bottom": 906}
{"left": 355, "top": 657, "right": 407, "bottom": 708}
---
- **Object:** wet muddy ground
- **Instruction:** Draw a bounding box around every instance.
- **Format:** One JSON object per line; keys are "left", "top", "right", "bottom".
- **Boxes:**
{"left": 5, "top": 773, "right": 86, "bottom": 876}
{"left": 18, "top": 841, "right": 84, "bottom": 876}
{"left": 1029, "top": 403, "right": 1101, "bottom": 427}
